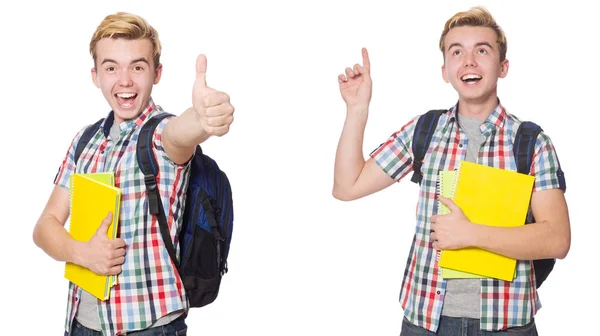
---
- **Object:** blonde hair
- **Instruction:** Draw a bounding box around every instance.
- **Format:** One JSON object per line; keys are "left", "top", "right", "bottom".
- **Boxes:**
{"left": 439, "top": 6, "right": 507, "bottom": 62}
{"left": 89, "top": 12, "right": 161, "bottom": 68}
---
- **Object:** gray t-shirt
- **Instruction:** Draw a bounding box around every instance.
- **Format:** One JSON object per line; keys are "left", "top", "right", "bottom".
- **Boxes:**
{"left": 440, "top": 114, "right": 485, "bottom": 319}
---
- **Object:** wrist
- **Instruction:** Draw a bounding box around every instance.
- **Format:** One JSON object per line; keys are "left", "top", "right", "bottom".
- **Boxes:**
{"left": 69, "top": 240, "right": 86, "bottom": 266}
{"left": 347, "top": 105, "right": 369, "bottom": 116}
{"left": 467, "top": 221, "right": 485, "bottom": 248}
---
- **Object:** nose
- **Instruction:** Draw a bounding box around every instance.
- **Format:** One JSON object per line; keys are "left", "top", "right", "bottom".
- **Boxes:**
{"left": 463, "top": 51, "right": 477, "bottom": 68}
{"left": 118, "top": 69, "right": 133, "bottom": 87}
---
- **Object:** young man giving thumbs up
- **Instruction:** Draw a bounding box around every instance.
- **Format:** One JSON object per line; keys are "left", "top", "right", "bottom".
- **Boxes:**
{"left": 32, "top": 12, "right": 234, "bottom": 336}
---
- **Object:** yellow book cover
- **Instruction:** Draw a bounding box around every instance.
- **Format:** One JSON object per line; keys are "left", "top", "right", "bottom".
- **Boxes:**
{"left": 437, "top": 170, "right": 482, "bottom": 279}
{"left": 65, "top": 173, "right": 121, "bottom": 300}
{"left": 70, "top": 173, "right": 119, "bottom": 288}
{"left": 436, "top": 170, "right": 517, "bottom": 279}
{"left": 438, "top": 161, "right": 534, "bottom": 282}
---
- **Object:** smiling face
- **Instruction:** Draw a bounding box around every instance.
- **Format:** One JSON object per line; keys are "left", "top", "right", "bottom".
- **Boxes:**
{"left": 441, "top": 26, "right": 508, "bottom": 105}
{"left": 91, "top": 38, "right": 162, "bottom": 124}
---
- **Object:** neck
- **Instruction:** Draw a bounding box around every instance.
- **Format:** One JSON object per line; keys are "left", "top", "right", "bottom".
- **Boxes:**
{"left": 457, "top": 92, "right": 499, "bottom": 119}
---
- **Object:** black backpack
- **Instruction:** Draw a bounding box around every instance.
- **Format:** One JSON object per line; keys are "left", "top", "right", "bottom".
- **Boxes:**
{"left": 74, "top": 113, "right": 234, "bottom": 307}
{"left": 410, "top": 109, "right": 564, "bottom": 289}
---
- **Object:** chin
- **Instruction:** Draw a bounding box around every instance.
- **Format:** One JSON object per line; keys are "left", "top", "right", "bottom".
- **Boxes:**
{"left": 457, "top": 90, "right": 491, "bottom": 103}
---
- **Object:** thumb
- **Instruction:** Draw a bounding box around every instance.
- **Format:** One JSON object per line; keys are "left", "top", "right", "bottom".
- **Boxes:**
{"left": 96, "top": 212, "right": 113, "bottom": 235}
{"left": 438, "top": 196, "right": 459, "bottom": 211}
{"left": 195, "top": 54, "right": 208, "bottom": 88}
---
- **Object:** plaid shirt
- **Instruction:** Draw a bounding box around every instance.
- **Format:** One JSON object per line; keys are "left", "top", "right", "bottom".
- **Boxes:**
{"left": 54, "top": 99, "right": 190, "bottom": 335}
{"left": 370, "top": 102, "right": 565, "bottom": 332}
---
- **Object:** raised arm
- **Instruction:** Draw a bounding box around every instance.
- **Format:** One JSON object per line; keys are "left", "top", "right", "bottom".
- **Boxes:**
{"left": 162, "top": 54, "right": 235, "bottom": 164}
{"left": 333, "top": 48, "right": 395, "bottom": 201}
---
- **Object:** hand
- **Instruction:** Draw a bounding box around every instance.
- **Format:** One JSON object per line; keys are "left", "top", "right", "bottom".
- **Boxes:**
{"left": 192, "top": 54, "right": 235, "bottom": 137}
{"left": 78, "top": 212, "right": 126, "bottom": 276}
{"left": 430, "top": 196, "right": 475, "bottom": 250}
{"left": 338, "top": 48, "right": 372, "bottom": 111}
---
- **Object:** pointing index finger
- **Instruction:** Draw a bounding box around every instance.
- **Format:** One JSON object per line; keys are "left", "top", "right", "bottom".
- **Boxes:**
{"left": 361, "top": 47, "right": 370, "bottom": 71}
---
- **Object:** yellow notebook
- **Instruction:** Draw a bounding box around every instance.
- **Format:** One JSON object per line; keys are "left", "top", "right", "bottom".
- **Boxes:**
{"left": 437, "top": 170, "right": 481, "bottom": 279}
{"left": 65, "top": 173, "right": 121, "bottom": 300}
{"left": 437, "top": 170, "right": 517, "bottom": 279}
{"left": 438, "top": 161, "right": 534, "bottom": 282}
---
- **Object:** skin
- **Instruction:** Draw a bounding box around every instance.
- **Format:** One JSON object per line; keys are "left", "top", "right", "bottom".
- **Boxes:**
{"left": 32, "top": 37, "right": 235, "bottom": 276}
{"left": 333, "top": 26, "right": 570, "bottom": 261}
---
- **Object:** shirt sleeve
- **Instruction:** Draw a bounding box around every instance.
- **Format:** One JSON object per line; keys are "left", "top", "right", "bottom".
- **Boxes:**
{"left": 153, "top": 115, "right": 194, "bottom": 169}
{"left": 53, "top": 127, "right": 87, "bottom": 190}
{"left": 530, "top": 131, "right": 567, "bottom": 192}
{"left": 369, "top": 115, "right": 420, "bottom": 182}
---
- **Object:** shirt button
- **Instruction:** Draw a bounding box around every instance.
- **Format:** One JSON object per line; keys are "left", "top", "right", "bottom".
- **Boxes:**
{"left": 436, "top": 290, "right": 441, "bottom": 294}
{"left": 458, "top": 144, "right": 463, "bottom": 148}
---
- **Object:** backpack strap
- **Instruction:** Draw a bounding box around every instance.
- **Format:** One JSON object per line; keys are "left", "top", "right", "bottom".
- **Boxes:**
{"left": 513, "top": 121, "right": 542, "bottom": 225}
{"left": 136, "top": 113, "right": 180, "bottom": 267}
{"left": 513, "top": 121, "right": 543, "bottom": 177}
{"left": 410, "top": 110, "right": 448, "bottom": 184}
{"left": 74, "top": 118, "right": 104, "bottom": 164}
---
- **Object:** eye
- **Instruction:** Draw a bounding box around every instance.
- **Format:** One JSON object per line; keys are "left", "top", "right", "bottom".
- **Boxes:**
{"left": 452, "top": 50, "right": 461, "bottom": 56}
{"left": 106, "top": 66, "right": 116, "bottom": 73}
{"left": 478, "top": 48, "right": 488, "bottom": 55}
{"left": 133, "top": 65, "right": 144, "bottom": 72}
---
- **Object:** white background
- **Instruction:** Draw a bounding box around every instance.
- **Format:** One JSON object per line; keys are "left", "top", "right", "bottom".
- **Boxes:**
{"left": 1, "top": 0, "right": 597, "bottom": 334}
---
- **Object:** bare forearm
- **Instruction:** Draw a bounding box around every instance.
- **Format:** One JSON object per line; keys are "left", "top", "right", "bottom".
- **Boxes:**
{"left": 471, "top": 220, "right": 569, "bottom": 260}
{"left": 333, "top": 107, "right": 369, "bottom": 194}
{"left": 162, "top": 107, "right": 210, "bottom": 164}
{"left": 33, "top": 214, "right": 81, "bottom": 264}
{"left": 166, "top": 107, "right": 210, "bottom": 148}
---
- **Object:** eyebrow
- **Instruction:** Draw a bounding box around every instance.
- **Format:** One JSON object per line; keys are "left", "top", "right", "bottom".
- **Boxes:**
{"left": 100, "top": 57, "right": 150, "bottom": 66}
{"left": 447, "top": 42, "right": 494, "bottom": 51}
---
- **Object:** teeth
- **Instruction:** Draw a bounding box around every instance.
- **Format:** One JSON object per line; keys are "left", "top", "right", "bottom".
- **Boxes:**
{"left": 117, "top": 93, "right": 136, "bottom": 98}
{"left": 461, "top": 74, "right": 482, "bottom": 80}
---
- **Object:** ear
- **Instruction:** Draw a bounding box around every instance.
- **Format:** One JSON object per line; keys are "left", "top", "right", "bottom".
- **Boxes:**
{"left": 441, "top": 64, "right": 449, "bottom": 83}
{"left": 499, "top": 59, "right": 509, "bottom": 78}
{"left": 91, "top": 67, "right": 100, "bottom": 88}
{"left": 153, "top": 63, "right": 163, "bottom": 85}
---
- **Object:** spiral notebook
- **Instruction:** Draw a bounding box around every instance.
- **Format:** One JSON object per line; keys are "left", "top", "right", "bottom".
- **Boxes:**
{"left": 65, "top": 172, "right": 121, "bottom": 300}
{"left": 436, "top": 170, "right": 518, "bottom": 279}
{"left": 437, "top": 161, "right": 534, "bottom": 281}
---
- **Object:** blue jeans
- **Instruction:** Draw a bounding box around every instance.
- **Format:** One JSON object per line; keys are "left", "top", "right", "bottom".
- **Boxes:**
{"left": 67, "top": 315, "right": 187, "bottom": 336}
{"left": 400, "top": 316, "right": 537, "bottom": 336}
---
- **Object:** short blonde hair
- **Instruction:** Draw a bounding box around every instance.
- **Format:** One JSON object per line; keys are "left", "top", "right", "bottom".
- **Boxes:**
{"left": 439, "top": 6, "right": 507, "bottom": 62}
{"left": 89, "top": 12, "right": 161, "bottom": 68}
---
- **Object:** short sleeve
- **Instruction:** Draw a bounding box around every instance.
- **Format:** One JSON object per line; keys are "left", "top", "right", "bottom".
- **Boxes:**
{"left": 530, "top": 132, "right": 566, "bottom": 192}
{"left": 53, "top": 127, "right": 87, "bottom": 190}
{"left": 153, "top": 115, "right": 194, "bottom": 169}
{"left": 369, "top": 115, "right": 420, "bottom": 182}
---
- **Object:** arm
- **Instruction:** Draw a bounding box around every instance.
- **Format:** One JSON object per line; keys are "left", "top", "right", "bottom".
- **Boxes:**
{"left": 162, "top": 54, "right": 234, "bottom": 165}
{"left": 332, "top": 48, "right": 395, "bottom": 201}
{"left": 433, "top": 189, "right": 569, "bottom": 259}
{"left": 431, "top": 190, "right": 570, "bottom": 260}
{"left": 32, "top": 185, "right": 127, "bottom": 275}
{"left": 33, "top": 185, "right": 76, "bottom": 263}
{"left": 470, "top": 189, "right": 570, "bottom": 260}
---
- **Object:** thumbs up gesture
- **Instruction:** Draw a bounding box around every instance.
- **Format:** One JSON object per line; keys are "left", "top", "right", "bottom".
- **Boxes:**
{"left": 192, "top": 54, "right": 235, "bottom": 137}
